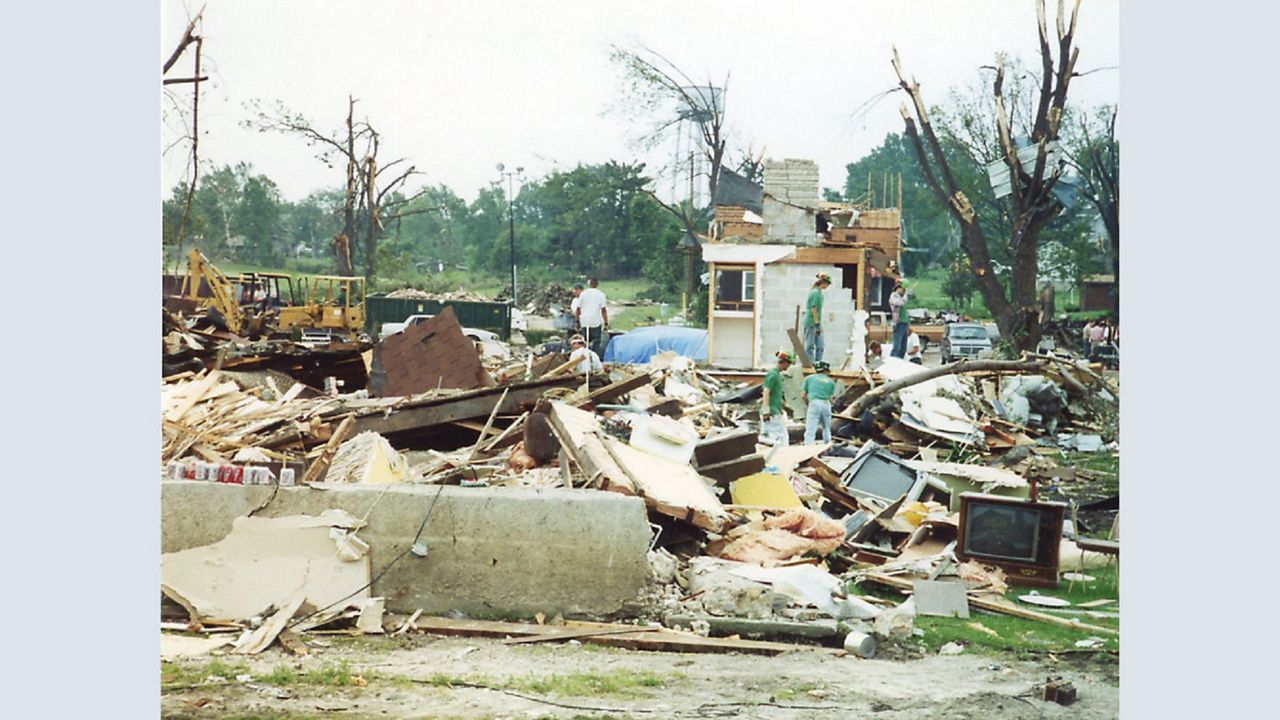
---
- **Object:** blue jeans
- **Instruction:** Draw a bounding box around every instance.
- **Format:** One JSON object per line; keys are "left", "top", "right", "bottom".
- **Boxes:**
{"left": 760, "top": 412, "right": 789, "bottom": 448}
{"left": 804, "top": 400, "right": 832, "bottom": 445}
{"left": 891, "top": 322, "right": 909, "bottom": 358}
{"left": 804, "top": 324, "right": 824, "bottom": 363}
{"left": 583, "top": 325, "right": 607, "bottom": 359}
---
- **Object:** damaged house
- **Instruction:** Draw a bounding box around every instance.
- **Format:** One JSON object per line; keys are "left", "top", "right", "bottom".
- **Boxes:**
{"left": 705, "top": 159, "right": 903, "bottom": 368}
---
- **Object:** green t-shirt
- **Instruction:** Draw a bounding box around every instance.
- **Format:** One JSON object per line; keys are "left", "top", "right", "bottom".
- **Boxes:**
{"left": 803, "top": 373, "right": 837, "bottom": 402}
{"left": 804, "top": 287, "right": 823, "bottom": 327}
{"left": 763, "top": 367, "right": 785, "bottom": 415}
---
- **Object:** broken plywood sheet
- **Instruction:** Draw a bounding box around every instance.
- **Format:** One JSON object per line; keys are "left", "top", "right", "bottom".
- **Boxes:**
{"left": 370, "top": 306, "right": 494, "bottom": 397}
{"left": 161, "top": 510, "right": 371, "bottom": 622}
{"left": 547, "top": 401, "right": 634, "bottom": 494}
{"left": 602, "top": 436, "right": 728, "bottom": 531}
{"left": 762, "top": 442, "right": 831, "bottom": 473}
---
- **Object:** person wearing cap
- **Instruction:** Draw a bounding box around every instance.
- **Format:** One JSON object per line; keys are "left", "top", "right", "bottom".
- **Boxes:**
{"left": 760, "top": 351, "right": 792, "bottom": 448}
{"left": 889, "top": 283, "right": 911, "bottom": 358}
{"left": 804, "top": 273, "right": 832, "bottom": 362}
{"left": 802, "top": 360, "right": 837, "bottom": 444}
{"left": 568, "top": 333, "right": 602, "bottom": 376}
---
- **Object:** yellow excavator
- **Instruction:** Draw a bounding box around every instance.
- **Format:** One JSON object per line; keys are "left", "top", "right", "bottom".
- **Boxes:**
{"left": 169, "top": 249, "right": 269, "bottom": 336}
{"left": 168, "top": 250, "right": 366, "bottom": 340}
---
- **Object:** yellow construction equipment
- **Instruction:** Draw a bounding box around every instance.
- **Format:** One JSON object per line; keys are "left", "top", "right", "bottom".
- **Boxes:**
{"left": 276, "top": 275, "right": 367, "bottom": 339}
{"left": 172, "top": 249, "right": 268, "bottom": 336}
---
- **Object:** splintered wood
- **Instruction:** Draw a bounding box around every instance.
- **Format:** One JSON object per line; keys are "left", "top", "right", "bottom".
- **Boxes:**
{"left": 548, "top": 401, "right": 728, "bottom": 531}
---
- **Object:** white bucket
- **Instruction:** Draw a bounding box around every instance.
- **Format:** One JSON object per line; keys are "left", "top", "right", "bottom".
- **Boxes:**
{"left": 843, "top": 631, "right": 877, "bottom": 659}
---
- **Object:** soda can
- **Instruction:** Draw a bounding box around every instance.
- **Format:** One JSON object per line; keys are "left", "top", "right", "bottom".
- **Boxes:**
{"left": 166, "top": 462, "right": 183, "bottom": 480}
{"left": 183, "top": 461, "right": 198, "bottom": 480}
{"left": 229, "top": 465, "right": 244, "bottom": 485}
{"left": 279, "top": 468, "right": 296, "bottom": 486}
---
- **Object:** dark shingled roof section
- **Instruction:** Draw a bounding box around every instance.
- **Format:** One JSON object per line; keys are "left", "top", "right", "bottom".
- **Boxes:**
{"left": 715, "top": 167, "right": 763, "bottom": 214}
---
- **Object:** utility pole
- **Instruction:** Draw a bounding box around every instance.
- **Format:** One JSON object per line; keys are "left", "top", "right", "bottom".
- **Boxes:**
{"left": 497, "top": 163, "right": 523, "bottom": 305}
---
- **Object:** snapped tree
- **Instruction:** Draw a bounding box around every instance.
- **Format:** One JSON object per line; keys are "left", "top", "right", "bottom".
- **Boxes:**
{"left": 247, "top": 96, "right": 430, "bottom": 279}
{"left": 891, "top": 0, "right": 1083, "bottom": 351}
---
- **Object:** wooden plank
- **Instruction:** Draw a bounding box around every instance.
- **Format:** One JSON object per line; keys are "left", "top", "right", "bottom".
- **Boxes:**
{"left": 502, "top": 625, "right": 660, "bottom": 645}
{"left": 349, "top": 377, "right": 575, "bottom": 437}
{"left": 547, "top": 402, "right": 634, "bottom": 494}
{"left": 574, "top": 373, "right": 652, "bottom": 408}
{"left": 302, "top": 414, "right": 355, "bottom": 484}
{"left": 806, "top": 457, "right": 863, "bottom": 515}
{"left": 164, "top": 370, "right": 221, "bottom": 422}
{"left": 411, "top": 616, "right": 842, "bottom": 656}
{"left": 786, "top": 328, "right": 812, "bottom": 368}
{"left": 601, "top": 436, "right": 728, "bottom": 531}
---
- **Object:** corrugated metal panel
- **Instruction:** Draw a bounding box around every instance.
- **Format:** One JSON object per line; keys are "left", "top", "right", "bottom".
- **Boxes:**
{"left": 986, "top": 141, "right": 1062, "bottom": 199}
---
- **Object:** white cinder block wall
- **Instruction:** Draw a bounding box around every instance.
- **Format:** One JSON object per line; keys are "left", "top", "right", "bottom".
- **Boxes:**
{"left": 758, "top": 262, "right": 856, "bottom": 368}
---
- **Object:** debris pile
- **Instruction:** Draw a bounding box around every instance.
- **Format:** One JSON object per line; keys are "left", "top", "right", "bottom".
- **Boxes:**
{"left": 162, "top": 307, "right": 1119, "bottom": 662}
{"left": 494, "top": 281, "right": 575, "bottom": 315}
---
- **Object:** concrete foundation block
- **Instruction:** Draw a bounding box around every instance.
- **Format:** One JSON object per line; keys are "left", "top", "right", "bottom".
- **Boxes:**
{"left": 161, "top": 481, "right": 653, "bottom": 619}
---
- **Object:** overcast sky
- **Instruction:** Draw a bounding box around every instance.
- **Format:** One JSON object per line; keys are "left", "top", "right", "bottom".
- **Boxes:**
{"left": 161, "top": 0, "right": 1119, "bottom": 204}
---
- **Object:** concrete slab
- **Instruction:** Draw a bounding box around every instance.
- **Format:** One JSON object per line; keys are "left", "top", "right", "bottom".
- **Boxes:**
{"left": 161, "top": 481, "right": 652, "bottom": 620}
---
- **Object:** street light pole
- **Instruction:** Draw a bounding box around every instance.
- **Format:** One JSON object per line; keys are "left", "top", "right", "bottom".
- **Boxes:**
{"left": 497, "top": 163, "right": 524, "bottom": 306}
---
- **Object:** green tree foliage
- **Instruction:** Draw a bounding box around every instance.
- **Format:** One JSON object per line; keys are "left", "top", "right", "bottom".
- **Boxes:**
{"left": 942, "top": 250, "right": 976, "bottom": 309}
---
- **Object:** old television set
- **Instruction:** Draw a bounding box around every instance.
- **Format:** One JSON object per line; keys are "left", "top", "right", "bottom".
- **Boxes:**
{"left": 839, "top": 442, "right": 920, "bottom": 504}
{"left": 956, "top": 493, "right": 1067, "bottom": 588}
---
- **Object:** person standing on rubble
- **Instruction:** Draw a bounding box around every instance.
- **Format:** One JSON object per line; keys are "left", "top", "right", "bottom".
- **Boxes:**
{"left": 568, "top": 334, "right": 603, "bottom": 376}
{"left": 889, "top": 283, "right": 910, "bottom": 358}
{"left": 570, "top": 283, "right": 584, "bottom": 333}
{"left": 1088, "top": 319, "right": 1107, "bottom": 360}
{"left": 1081, "top": 319, "right": 1096, "bottom": 356}
{"left": 576, "top": 277, "right": 609, "bottom": 359}
{"left": 803, "top": 273, "right": 831, "bottom": 362}
{"left": 760, "top": 351, "right": 793, "bottom": 448}
{"left": 802, "top": 360, "right": 836, "bottom": 445}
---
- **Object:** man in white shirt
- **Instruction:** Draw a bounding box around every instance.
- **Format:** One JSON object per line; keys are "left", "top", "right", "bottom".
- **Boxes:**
{"left": 569, "top": 283, "right": 583, "bottom": 332}
{"left": 904, "top": 330, "right": 923, "bottom": 364}
{"left": 568, "top": 334, "right": 603, "bottom": 376}
{"left": 576, "top": 277, "right": 609, "bottom": 358}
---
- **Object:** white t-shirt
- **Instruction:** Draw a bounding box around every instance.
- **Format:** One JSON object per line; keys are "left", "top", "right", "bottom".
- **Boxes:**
{"left": 570, "top": 295, "right": 581, "bottom": 317}
{"left": 577, "top": 288, "right": 607, "bottom": 328}
{"left": 905, "top": 333, "right": 922, "bottom": 358}
{"left": 570, "top": 347, "right": 603, "bottom": 375}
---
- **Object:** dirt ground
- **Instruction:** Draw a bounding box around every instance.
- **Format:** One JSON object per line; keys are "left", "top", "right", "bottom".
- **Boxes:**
{"left": 161, "top": 633, "right": 1118, "bottom": 719}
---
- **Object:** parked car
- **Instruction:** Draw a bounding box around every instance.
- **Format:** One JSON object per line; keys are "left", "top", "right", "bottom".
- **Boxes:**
{"left": 940, "top": 322, "right": 993, "bottom": 363}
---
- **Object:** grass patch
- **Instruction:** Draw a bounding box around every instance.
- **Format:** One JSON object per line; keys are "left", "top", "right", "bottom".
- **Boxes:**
{"left": 913, "top": 563, "right": 1119, "bottom": 657}
{"left": 508, "top": 671, "right": 682, "bottom": 698}
{"left": 771, "top": 682, "right": 825, "bottom": 700}
{"left": 161, "top": 658, "right": 251, "bottom": 691}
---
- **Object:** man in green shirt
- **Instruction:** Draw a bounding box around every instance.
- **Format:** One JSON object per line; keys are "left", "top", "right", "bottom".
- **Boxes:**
{"left": 803, "top": 273, "right": 831, "bottom": 363}
{"left": 760, "top": 351, "right": 793, "bottom": 448}
{"left": 802, "top": 361, "right": 837, "bottom": 444}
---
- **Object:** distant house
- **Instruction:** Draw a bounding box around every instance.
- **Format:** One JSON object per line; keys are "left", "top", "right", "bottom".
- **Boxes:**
{"left": 1080, "top": 274, "right": 1116, "bottom": 313}
{"left": 703, "top": 158, "right": 902, "bottom": 368}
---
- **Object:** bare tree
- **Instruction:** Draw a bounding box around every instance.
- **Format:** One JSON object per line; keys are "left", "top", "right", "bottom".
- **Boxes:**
{"left": 162, "top": 4, "right": 207, "bottom": 269}
{"left": 1066, "top": 105, "right": 1119, "bottom": 318}
{"left": 609, "top": 44, "right": 729, "bottom": 216}
{"left": 246, "top": 97, "right": 428, "bottom": 279}
{"left": 891, "top": 0, "right": 1083, "bottom": 352}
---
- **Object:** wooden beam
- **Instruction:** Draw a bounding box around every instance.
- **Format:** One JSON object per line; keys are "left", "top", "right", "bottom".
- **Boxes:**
{"left": 348, "top": 377, "right": 575, "bottom": 437}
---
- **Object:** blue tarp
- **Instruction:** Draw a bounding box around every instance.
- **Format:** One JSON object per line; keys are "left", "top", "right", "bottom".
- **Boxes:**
{"left": 603, "top": 325, "right": 708, "bottom": 364}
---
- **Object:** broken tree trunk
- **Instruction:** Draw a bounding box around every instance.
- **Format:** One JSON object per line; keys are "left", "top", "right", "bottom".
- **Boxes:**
{"left": 846, "top": 359, "right": 1048, "bottom": 417}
